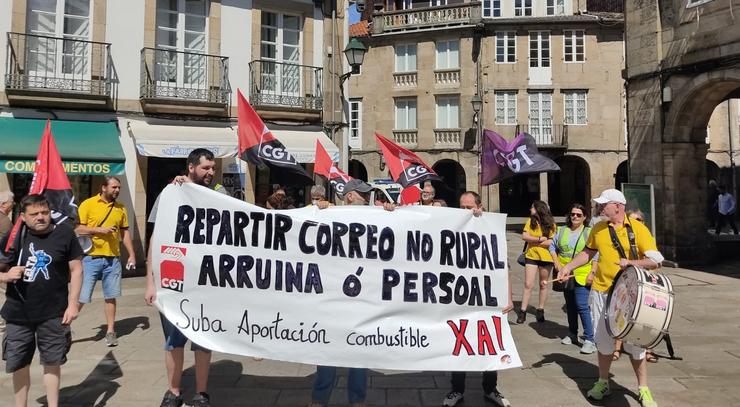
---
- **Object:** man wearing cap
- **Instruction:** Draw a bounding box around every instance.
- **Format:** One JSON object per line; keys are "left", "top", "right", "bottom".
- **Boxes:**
{"left": 557, "top": 189, "right": 664, "bottom": 407}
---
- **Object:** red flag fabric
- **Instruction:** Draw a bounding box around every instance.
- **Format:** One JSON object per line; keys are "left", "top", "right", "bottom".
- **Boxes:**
{"left": 314, "top": 140, "right": 353, "bottom": 197}
{"left": 236, "top": 89, "right": 313, "bottom": 186}
{"left": 4, "top": 120, "right": 78, "bottom": 252}
{"left": 374, "top": 132, "right": 440, "bottom": 188}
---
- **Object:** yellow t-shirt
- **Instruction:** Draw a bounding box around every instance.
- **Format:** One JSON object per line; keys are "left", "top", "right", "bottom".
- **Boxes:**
{"left": 586, "top": 215, "right": 658, "bottom": 292}
{"left": 78, "top": 195, "right": 129, "bottom": 257}
{"left": 523, "top": 219, "right": 554, "bottom": 262}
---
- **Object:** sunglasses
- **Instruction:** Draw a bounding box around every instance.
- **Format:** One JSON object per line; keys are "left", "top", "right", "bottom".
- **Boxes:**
{"left": 570, "top": 213, "right": 584, "bottom": 218}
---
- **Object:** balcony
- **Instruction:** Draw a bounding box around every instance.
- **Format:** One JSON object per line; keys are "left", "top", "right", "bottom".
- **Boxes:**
{"left": 140, "top": 48, "right": 230, "bottom": 115}
{"left": 393, "top": 72, "right": 417, "bottom": 87}
{"left": 4, "top": 32, "right": 113, "bottom": 108}
{"left": 515, "top": 124, "right": 568, "bottom": 148}
{"left": 248, "top": 60, "right": 322, "bottom": 120}
{"left": 372, "top": 3, "right": 481, "bottom": 35}
{"left": 434, "top": 129, "right": 462, "bottom": 148}
{"left": 393, "top": 130, "right": 418, "bottom": 147}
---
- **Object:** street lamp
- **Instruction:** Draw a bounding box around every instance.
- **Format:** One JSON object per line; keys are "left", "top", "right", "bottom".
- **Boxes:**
{"left": 471, "top": 94, "right": 483, "bottom": 116}
{"left": 343, "top": 37, "right": 367, "bottom": 74}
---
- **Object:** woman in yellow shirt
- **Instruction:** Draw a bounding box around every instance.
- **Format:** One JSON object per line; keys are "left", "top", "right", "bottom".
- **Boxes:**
{"left": 517, "top": 200, "right": 555, "bottom": 324}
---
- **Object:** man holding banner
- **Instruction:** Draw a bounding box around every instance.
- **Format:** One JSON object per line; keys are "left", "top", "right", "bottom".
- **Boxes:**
{"left": 145, "top": 148, "right": 227, "bottom": 407}
{"left": 443, "top": 191, "right": 513, "bottom": 407}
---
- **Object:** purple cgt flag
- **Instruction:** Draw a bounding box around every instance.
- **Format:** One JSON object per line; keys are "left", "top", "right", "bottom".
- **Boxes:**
{"left": 481, "top": 130, "right": 560, "bottom": 185}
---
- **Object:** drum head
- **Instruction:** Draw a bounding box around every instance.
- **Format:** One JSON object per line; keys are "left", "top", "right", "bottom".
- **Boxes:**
{"left": 77, "top": 235, "right": 93, "bottom": 254}
{"left": 606, "top": 267, "right": 640, "bottom": 338}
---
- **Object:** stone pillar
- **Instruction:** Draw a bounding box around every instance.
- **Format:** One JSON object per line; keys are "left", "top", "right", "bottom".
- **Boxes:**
{"left": 539, "top": 172, "right": 549, "bottom": 204}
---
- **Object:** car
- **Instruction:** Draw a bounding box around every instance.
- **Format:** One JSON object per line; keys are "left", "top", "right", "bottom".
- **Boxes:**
{"left": 368, "top": 179, "right": 403, "bottom": 206}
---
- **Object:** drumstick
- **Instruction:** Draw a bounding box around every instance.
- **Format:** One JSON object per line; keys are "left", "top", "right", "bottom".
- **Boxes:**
{"left": 542, "top": 274, "right": 574, "bottom": 286}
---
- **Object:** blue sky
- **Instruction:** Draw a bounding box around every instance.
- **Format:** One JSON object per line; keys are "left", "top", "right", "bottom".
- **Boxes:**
{"left": 348, "top": 3, "right": 360, "bottom": 23}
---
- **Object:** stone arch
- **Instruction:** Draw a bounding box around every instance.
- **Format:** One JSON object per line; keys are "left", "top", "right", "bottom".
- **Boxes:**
{"left": 431, "top": 159, "right": 466, "bottom": 208}
{"left": 615, "top": 160, "right": 629, "bottom": 190}
{"left": 548, "top": 155, "right": 591, "bottom": 216}
{"left": 499, "top": 174, "right": 540, "bottom": 216}
{"left": 348, "top": 159, "right": 368, "bottom": 181}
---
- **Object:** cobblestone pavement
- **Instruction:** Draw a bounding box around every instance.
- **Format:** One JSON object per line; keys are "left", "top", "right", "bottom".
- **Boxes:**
{"left": 1, "top": 232, "right": 739, "bottom": 406}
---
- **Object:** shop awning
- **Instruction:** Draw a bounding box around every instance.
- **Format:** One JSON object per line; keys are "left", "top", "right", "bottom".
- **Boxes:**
{"left": 0, "top": 118, "right": 125, "bottom": 175}
{"left": 127, "top": 119, "right": 238, "bottom": 158}
{"left": 273, "top": 130, "right": 340, "bottom": 163}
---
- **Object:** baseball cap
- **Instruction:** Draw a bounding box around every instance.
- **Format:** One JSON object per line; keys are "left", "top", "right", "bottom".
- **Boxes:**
{"left": 593, "top": 189, "right": 627, "bottom": 205}
{"left": 343, "top": 179, "right": 372, "bottom": 194}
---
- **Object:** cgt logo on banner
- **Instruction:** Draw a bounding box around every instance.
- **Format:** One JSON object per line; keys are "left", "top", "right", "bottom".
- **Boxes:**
{"left": 160, "top": 246, "right": 187, "bottom": 293}
{"left": 151, "top": 183, "right": 522, "bottom": 371}
{"left": 258, "top": 141, "right": 299, "bottom": 165}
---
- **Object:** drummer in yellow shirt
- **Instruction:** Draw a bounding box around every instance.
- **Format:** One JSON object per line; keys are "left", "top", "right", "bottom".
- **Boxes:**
{"left": 558, "top": 189, "right": 664, "bottom": 407}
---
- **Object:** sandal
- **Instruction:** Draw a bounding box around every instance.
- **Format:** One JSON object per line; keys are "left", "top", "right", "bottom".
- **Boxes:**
{"left": 612, "top": 350, "right": 621, "bottom": 361}
{"left": 646, "top": 351, "right": 658, "bottom": 363}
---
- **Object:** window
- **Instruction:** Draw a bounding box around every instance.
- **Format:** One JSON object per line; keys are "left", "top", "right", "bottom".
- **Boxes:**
{"left": 156, "top": 0, "right": 209, "bottom": 85}
{"left": 529, "top": 31, "right": 550, "bottom": 68}
{"left": 496, "top": 32, "right": 516, "bottom": 63}
{"left": 26, "top": 0, "right": 92, "bottom": 76}
{"left": 482, "top": 0, "right": 501, "bottom": 17}
{"left": 564, "top": 30, "right": 585, "bottom": 62}
{"left": 435, "top": 40, "right": 459, "bottom": 69}
{"left": 349, "top": 99, "right": 362, "bottom": 140}
{"left": 495, "top": 91, "right": 517, "bottom": 124}
{"left": 395, "top": 98, "right": 417, "bottom": 129}
{"left": 260, "top": 11, "right": 301, "bottom": 94}
{"left": 529, "top": 91, "right": 553, "bottom": 141}
{"left": 395, "top": 43, "right": 417, "bottom": 72}
{"left": 547, "top": 0, "right": 565, "bottom": 15}
{"left": 436, "top": 96, "right": 460, "bottom": 128}
{"left": 515, "top": 0, "right": 532, "bottom": 16}
{"left": 564, "top": 91, "right": 587, "bottom": 125}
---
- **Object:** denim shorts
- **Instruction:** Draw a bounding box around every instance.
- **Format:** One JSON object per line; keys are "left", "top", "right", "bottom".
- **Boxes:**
{"left": 2, "top": 317, "right": 71, "bottom": 373}
{"left": 159, "top": 313, "right": 210, "bottom": 352}
{"left": 80, "top": 256, "right": 122, "bottom": 303}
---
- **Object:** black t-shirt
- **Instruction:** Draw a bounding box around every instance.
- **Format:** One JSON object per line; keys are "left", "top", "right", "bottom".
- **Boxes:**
{"left": 0, "top": 223, "right": 83, "bottom": 323}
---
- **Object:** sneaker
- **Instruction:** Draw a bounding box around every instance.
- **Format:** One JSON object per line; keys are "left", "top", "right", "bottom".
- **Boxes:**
{"left": 580, "top": 340, "right": 596, "bottom": 354}
{"left": 191, "top": 392, "right": 210, "bottom": 407}
{"left": 442, "top": 391, "right": 464, "bottom": 406}
{"left": 587, "top": 379, "right": 611, "bottom": 401}
{"left": 535, "top": 308, "right": 545, "bottom": 322}
{"left": 105, "top": 332, "right": 118, "bottom": 347}
{"left": 160, "top": 390, "right": 183, "bottom": 407}
{"left": 561, "top": 335, "right": 576, "bottom": 345}
{"left": 485, "top": 390, "right": 511, "bottom": 406}
{"left": 516, "top": 309, "right": 526, "bottom": 324}
{"left": 639, "top": 387, "right": 658, "bottom": 407}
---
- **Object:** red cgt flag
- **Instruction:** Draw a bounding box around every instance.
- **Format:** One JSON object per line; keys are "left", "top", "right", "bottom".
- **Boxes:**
{"left": 4, "top": 120, "right": 78, "bottom": 253}
{"left": 374, "top": 132, "right": 440, "bottom": 188}
{"left": 314, "top": 140, "right": 353, "bottom": 197}
{"left": 236, "top": 89, "right": 313, "bottom": 186}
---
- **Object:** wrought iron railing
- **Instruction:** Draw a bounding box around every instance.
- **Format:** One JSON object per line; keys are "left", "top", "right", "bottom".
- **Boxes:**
{"left": 248, "top": 60, "right": 323, "bottom": 111}
{"left": 515, "top": 124, "right": 568, "bottom": 147}
{"left": 372, "top": 3, "right": 481, "bottom": 34}
{"left": 5, "top": 32, "right": 113, "bottom": 96}
{"left": 140, "top": 47, "right": 229, "bottom": 104}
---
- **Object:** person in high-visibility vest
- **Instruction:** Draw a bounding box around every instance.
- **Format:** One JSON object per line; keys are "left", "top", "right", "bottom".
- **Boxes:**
{"left": 550, "top": 203, "right": 598, "bottom": 354}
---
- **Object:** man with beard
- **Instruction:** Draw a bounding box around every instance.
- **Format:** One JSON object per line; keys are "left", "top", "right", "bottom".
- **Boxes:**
{"left": 145, "top": 148, "right": 227, "bottom": 407}
{"left": 421, "top": 182, "right": 435, "bottom": 205}
{"left": 0, "top": 194, "right": 83, "bottom": 407}
{"left": 76, "top": 176, "right": 136, "bottom": 347}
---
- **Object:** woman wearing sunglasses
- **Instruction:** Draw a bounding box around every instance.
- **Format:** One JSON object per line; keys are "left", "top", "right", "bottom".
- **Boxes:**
{"left": 550, "top": 203, "right": 598, "bottom": 354}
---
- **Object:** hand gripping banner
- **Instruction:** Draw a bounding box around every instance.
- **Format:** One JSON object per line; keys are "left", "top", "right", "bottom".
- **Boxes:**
{"left": 151, "top": 184, "right": 521, "bottom": 371}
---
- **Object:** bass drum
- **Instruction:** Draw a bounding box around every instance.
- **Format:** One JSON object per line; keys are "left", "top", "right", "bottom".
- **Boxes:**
{"left": 606, "top": 266, "right": 674, "bottom": 349}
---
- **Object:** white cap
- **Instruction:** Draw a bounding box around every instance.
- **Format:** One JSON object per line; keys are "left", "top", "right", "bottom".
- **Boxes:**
{"left": 593, "top": 188, "right": 627, "bottom": 205}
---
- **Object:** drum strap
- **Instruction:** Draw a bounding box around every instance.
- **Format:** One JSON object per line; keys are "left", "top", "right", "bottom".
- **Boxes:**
{"left": 608, "top": 222, "right": 639, "bottom": 260}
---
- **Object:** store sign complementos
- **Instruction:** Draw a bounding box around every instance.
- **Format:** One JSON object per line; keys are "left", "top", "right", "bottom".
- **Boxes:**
{"left": 0, "top": 160, "right": 125, "bottom": 175}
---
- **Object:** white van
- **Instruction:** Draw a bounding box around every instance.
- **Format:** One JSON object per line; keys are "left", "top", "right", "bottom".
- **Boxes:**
{"left": 368, "top": 179, "right": 402, "bottom": 206}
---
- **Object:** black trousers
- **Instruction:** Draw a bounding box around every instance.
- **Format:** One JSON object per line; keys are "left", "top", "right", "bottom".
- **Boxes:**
{"left": 450, "top": 371, "right": 498, "bottom": 394}
{"left": 716, "top": 213, "right": 738, "bottom": 234}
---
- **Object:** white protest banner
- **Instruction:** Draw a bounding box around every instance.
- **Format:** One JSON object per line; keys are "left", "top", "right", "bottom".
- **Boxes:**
{"left": 151, "top": 184, "right": 521, "bottom": 371}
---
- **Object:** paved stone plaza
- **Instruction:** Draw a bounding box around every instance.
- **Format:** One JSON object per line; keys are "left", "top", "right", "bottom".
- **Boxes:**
{"left": 2, "top": 232, "right": 739, "bottom": 407}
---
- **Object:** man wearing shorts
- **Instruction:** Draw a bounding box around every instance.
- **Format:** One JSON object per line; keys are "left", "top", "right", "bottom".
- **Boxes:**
{"left": 76, "top": 176, "right": 136, "bottom": 347}
{"left": 558, "top": 189, "right": 664, "bottom": 407}
{"left": 145, "top": 148, "right": 227, "bottom": 407}
{"left": 0, "top": 194, "right": 83, "bottom": 407}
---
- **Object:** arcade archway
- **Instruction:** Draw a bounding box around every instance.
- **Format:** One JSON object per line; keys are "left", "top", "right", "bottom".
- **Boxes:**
{"left": 548, "top": 155, "right": 591, "bottom": 216}
{"left": 431, "top": 159, "right": 466, "bottom": 207}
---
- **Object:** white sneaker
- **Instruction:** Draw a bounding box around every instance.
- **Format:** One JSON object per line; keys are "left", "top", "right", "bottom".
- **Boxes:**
{"left": 561, "top": 335, "right": 574, "bottom": 345}
{"left": 485, "top": 390, "right": 511, "bottom": 407}
{"left": 580, "top": 340, "right": 596, "bottom": 354}
{"left": 442, "top": 391, "right": 464, "bottom": 406}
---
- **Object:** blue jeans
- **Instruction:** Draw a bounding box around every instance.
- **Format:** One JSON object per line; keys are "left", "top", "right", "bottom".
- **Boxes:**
{"left": 79, "top": 256, "right": 122, "bottom": 303}
{"left": 311, "top": 366, "right": 367, "bottom": 405}
{"left": 564, "top": 283, "right": 593, "bottom": 342}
